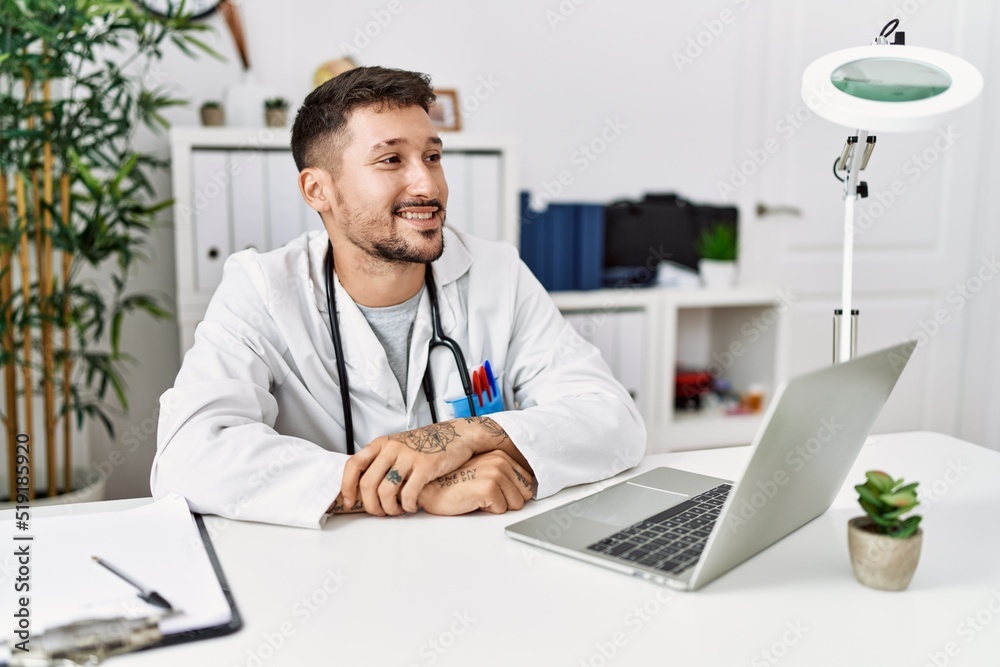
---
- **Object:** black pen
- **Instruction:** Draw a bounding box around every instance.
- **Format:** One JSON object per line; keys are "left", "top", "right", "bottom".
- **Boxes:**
{"left": 92, "top": 555, "right": 174, "bottom": 611}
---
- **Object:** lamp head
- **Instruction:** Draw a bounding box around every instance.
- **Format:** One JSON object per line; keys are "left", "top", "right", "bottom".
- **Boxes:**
{"left": 802, "top": 44, "right": 983, "bottom": 132}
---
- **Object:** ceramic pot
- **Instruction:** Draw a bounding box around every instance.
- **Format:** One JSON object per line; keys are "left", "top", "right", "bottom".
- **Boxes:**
{"left": 265, "top": 108, "right": 287, "bottom": 128}
{"left": 0, "top": 472, "right": 106, "bottom": 510}
{"left": 698, "top": 259, "right": 737, "bottom": 288}
{"left": 200, "top": 106, "right": 224, "bottom": 127}
{"left": 847, "top": 516, "right": 922, "bottom": 591}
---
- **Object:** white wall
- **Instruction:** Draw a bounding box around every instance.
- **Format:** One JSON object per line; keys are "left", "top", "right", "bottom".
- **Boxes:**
{"left": 96, "top": 0, "right": 1000, "bottom": 499}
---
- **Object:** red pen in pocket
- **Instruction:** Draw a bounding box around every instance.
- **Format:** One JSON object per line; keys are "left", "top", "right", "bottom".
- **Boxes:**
{"left": 472, "top": 369, "right": 484, "bottom": 408}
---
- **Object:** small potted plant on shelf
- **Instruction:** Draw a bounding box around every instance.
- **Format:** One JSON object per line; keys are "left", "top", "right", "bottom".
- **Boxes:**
{"left": 695, "top": 222, "right": 738, "bottom": 288}
{"left": 848, "top": 470, "right": 923, "bottom": 591}
{"left": 264, "top": 97, "right": 289, "bottom": 128}
{"left": 200, "top": 100, "right": 225, "bottom": 126}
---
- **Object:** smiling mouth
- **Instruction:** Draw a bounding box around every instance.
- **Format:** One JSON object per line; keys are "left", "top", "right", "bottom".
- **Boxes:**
{"left": 397, "top": 211, "right": 437, "bottom": 221}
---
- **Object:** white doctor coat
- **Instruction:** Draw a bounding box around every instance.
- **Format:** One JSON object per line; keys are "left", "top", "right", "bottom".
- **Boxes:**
{"left": 151, "top": 228, "right": 646, "bottom": 528}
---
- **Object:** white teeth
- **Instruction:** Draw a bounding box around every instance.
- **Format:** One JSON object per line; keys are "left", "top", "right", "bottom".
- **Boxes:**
{"left": 398, "top": 211, "right": 435, "bottom": 220}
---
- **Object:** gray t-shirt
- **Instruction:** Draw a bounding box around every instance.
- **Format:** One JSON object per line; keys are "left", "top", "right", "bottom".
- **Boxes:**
{"left": 356, "top": 287, "right": 423, "bottom": 398}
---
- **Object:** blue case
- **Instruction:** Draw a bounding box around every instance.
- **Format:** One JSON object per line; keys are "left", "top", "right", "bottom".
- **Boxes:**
{"left": 447, "top": 390, "right": 504, "bottom": 418}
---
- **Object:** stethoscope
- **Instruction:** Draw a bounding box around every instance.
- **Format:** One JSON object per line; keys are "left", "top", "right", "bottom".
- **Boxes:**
{"left": 323, "top": 243, "right": 478, "bottom": 454}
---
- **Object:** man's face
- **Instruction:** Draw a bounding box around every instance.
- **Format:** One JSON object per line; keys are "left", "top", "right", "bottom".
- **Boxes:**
{"left": 327, "top": 104, "right": 448, "bottom": 265}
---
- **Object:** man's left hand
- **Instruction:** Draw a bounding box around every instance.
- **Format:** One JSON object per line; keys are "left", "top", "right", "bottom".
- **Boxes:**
{"left": 341, "top": 416, "right": 528, "bottom": 516}
{"left": 341, "top": 421, "right": 478, "bottom": 516}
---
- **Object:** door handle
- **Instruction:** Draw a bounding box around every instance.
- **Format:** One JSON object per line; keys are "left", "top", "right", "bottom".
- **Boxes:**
{"left": 756, "top": 203, "right": 803, "bottom": 218}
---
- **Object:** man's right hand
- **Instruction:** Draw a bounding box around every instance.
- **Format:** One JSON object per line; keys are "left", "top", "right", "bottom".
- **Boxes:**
{"left": 417, "top": 450, "right": 535, "bottom": 516}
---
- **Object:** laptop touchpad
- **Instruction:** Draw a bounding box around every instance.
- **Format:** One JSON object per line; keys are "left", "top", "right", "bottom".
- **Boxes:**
{"left": 574, "top": 483, "right": 688, "bottom": 528}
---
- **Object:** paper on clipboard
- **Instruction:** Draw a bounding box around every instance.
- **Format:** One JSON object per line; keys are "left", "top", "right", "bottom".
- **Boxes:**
{"left": 2, "top": 494, "right": 231, "bottom": 637}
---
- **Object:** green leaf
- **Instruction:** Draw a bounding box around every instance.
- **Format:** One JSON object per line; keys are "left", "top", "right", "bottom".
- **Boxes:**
{"left": 884, "top": 502, "right": 919, "bottom": 521}
{"left": 855, "top": 484, "right": 887, "bottom": 512}
{"left": 179, "top": 34, "right": 224, "bottom": 61}
{"left": 67, "top": 150, "right": 102, "bottom": 197}
{"left": 111, "top": 310, "right": 123, "bottom": 354}
{"left": 891, "top": 515, "right": 922, "bottom": 539}
{"left": 880, "top": 490, "right": 917, "bottom": 509}
{"left": 865, "top": 470, "right": 895, "bottom": 494}
{"left": 110, "top": 153, "right": 140, "bottom": 192}
{"left": 859, "top": 499, "right": 896, "bottom": 528}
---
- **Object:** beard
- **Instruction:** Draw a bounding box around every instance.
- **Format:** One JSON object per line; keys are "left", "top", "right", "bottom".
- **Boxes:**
{"left": 334, "top": 188, "right": 447, "bottom": 265}
{"left": 371, "top": 226, "right": 445, "bottom": 264}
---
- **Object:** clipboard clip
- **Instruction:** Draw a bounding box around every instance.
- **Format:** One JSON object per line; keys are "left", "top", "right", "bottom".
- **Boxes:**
{"left": 3, "top": 611, "right": 177, "bottom": 666}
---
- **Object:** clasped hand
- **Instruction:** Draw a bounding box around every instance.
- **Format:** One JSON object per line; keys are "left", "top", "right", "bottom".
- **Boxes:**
{"left": 340, "top": 419, "right": 534, "bottom": 516}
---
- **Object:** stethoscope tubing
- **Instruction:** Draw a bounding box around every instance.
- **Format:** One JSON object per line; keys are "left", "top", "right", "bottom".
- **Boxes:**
{"left": 324, "top": 243, "right": 476, "bottom": 455}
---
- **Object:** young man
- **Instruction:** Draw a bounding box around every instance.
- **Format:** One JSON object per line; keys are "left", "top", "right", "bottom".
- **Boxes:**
{"left": 151, "top": 67, "right": 645, "bottom": 528}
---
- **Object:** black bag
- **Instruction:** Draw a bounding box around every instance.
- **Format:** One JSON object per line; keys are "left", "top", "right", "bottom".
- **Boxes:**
{"left": 603, "top": 193, "right": 737, "bottom": 285}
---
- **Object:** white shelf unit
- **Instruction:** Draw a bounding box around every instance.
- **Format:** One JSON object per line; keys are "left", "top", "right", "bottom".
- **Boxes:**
{"left": 552, "top": 286, "right": 787, "bottom": 452}
{"left": 169, "top": 127, "right": 518, "bottom": 355}
{"left": 170, "top": 128, "right": 785, "bottom": 452}
{"left": 550, "top": 287, "right": 662, "bottom": 424}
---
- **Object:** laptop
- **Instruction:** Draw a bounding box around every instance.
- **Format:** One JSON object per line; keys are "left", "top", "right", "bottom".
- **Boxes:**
{"left": 506, "top": 340, "right": 916, "bottom": 591}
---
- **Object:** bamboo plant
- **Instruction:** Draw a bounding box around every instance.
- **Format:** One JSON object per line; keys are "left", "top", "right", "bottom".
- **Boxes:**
{"left": 0, "top": 0, "right": 215, "bottom": 501}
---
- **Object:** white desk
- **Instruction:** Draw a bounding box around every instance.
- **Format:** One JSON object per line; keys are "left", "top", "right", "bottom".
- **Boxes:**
{"left": 19, "top": 432, "right": 1000, "bottom": 666}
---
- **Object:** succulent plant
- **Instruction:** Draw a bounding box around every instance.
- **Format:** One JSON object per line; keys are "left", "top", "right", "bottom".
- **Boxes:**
{"left": 201, "top": 100, "right": 222, "bottom": 109}
{"left": 264, "top": 97, "right": 289, "bottom": 110}
{"left": 855, "top": 470, "right": 922, "bottom": 539}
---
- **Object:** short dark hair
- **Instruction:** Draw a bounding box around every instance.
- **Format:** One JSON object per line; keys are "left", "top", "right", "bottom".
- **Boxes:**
{"left": 291, "top": 66, "right": 436, "bottom": 172}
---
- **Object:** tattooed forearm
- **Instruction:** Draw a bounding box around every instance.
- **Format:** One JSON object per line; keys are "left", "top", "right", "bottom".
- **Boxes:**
{"left": 436, "top": 468, "right": 477, "bottom": 488}
{"left": 389, "top": 422, "right": 460, "bottom": 453}
{"left": 463, "top": 416, "right": 510, "bottom": 441}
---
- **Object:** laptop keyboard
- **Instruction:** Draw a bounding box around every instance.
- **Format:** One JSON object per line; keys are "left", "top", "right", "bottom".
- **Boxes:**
{"left": 586, "top": 483, "right": 732, "bottom": 576}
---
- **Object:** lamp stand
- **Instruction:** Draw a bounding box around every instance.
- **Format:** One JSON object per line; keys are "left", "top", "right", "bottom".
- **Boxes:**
{"left": 833, "top": 129, "right": 869, "bottom": 363}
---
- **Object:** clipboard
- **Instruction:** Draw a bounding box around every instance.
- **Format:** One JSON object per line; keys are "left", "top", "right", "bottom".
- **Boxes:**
{"left": 1, "top": 494, "right": 243, "bottom": 658}
{"left": 145, "top": 513, "right": 242, "bottom": 649}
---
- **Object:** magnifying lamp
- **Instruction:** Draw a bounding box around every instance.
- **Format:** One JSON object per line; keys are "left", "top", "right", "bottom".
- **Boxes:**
{"left": 801, "top": 20, "right": 983, "bottom": 363}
